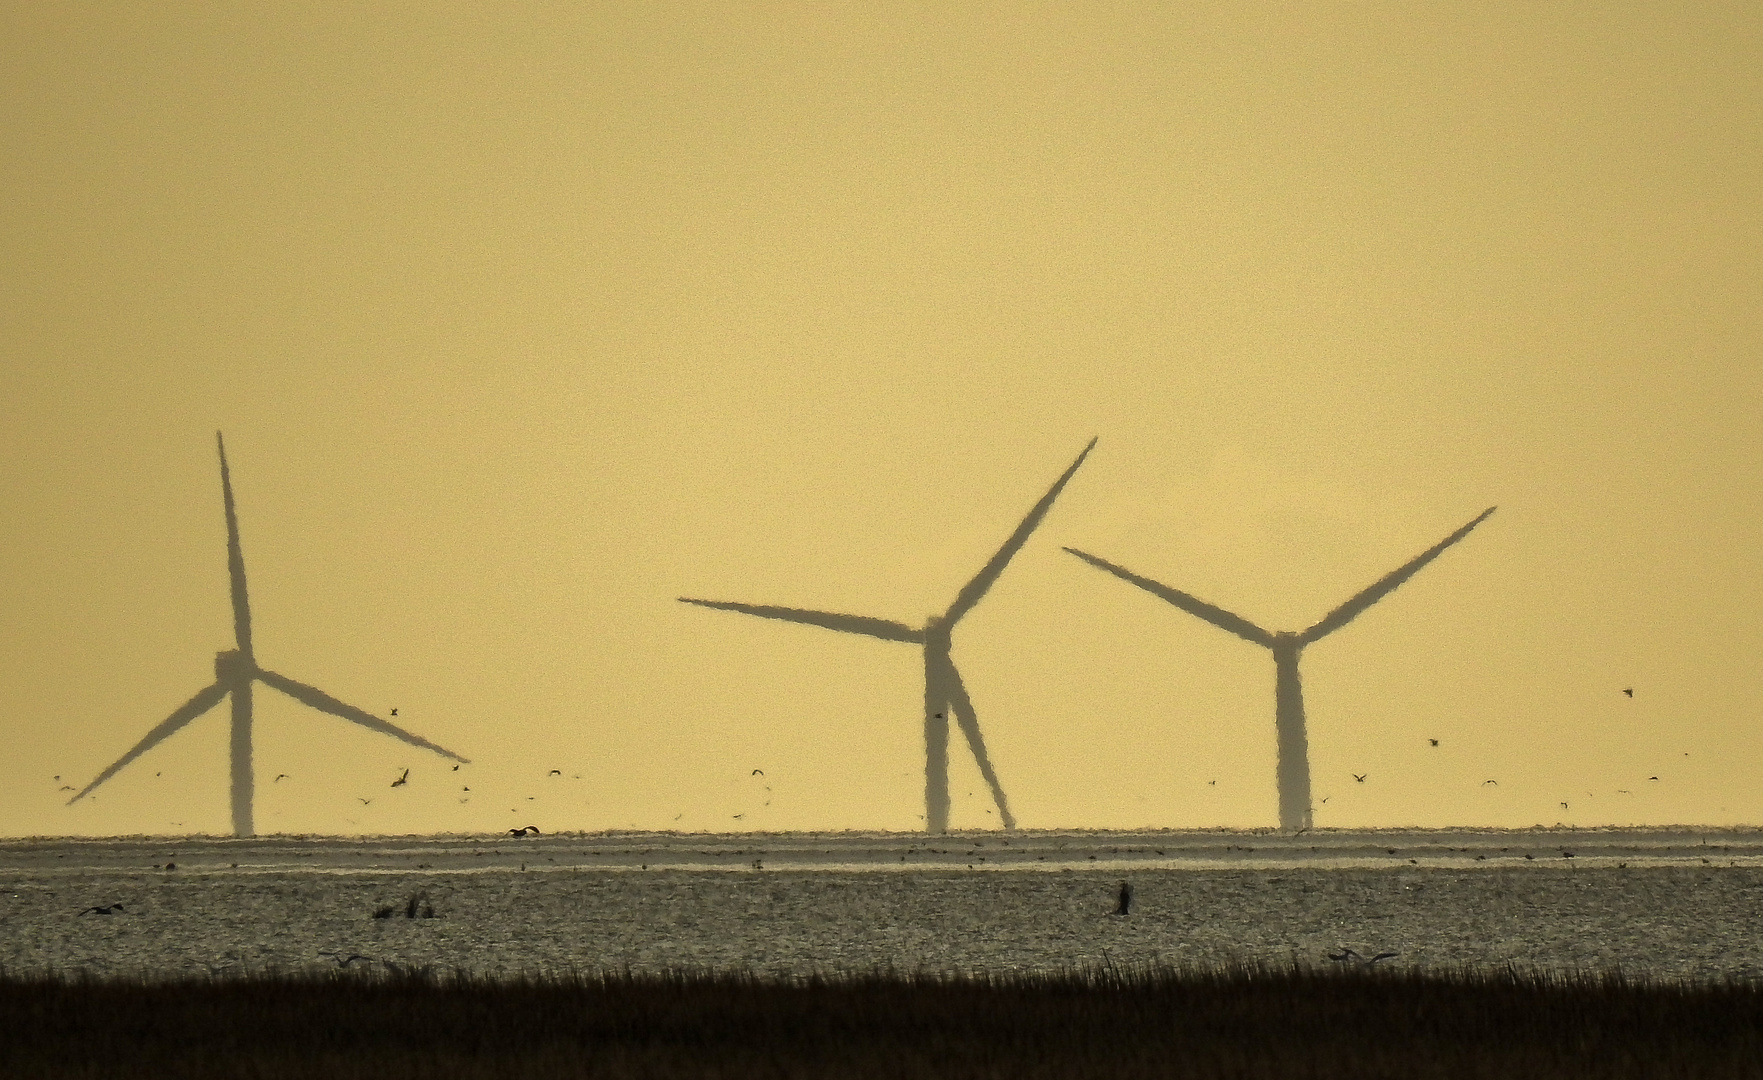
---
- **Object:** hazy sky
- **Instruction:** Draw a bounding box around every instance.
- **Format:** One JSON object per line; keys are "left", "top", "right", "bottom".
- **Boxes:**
{"left": 3, "top": 4, "right": 1759, "bottom": 837}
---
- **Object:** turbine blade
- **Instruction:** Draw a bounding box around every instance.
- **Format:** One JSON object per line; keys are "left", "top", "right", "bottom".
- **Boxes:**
{"left": 217, "top": 432, "right": 253, "bottom": 659}
{"left": 256, "top": 669, "right": 469, "bottom": 762}
{"left": 1300, "top": 506, "right": 1497, "bottom": 643}
{"left": 943, "top": 438, "right": 1097, "bottom": 625}
{"left": 944, "top": 660, "right": 1016, "bottom": 829}
{"left": 1064, "top": 547, "right": 1275, "bottom": 647}
{"left": 678, "top": 598, "right": 922, "bottom": 643}
{"left": 67, "top": 681, "right": 228, "bottom": 804}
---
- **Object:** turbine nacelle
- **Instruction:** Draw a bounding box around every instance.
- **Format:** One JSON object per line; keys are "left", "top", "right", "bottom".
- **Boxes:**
{"left": 215, "top": 649, "right": 252, "bottom": 685}
{"left": 921, "top": 615, "right": 953, "bottom": 648}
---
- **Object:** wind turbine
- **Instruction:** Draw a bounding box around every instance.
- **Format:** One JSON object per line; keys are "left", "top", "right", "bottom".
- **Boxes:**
{"left": 680, "top": 438, "right": 1097, "bottom": 834}
{"left": 67, "top": 433, "right": 469, "bottom": 837}
{"left": 1065, "top": 506, "right": 1494, "bottom": 832}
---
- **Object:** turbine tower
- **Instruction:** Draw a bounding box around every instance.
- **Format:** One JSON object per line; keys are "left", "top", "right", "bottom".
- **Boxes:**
{"left": 68, "top": 433, "right": 469, "bottom": 837}
{"left": 1065, "top": 506, "right": 1494, "bottom": 832}
{"left": 681, "top": 438, "right": 1096, "bottom": 834}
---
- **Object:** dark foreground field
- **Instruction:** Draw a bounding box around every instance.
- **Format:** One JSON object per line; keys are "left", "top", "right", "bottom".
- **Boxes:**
{"left": 4, "top": 965, "right": 1760, "bottom": 1079}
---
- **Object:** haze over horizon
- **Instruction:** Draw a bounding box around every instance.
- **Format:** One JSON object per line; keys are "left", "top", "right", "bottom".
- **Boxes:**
{"left": 3, "top": 4, "right": 1759, "bottom": 837}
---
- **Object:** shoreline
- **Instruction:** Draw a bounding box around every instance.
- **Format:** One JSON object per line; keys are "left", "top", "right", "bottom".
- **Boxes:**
{"left": 5, "top": 825, "right": 1762, "bottom": 875}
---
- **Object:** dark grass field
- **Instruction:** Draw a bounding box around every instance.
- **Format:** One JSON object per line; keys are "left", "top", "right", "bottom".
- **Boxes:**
{"left": 4, "top": 964, "right": 1762, "bottom": 1079}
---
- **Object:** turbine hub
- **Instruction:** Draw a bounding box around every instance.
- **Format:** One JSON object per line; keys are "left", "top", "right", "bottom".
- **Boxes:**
{"left": 214, "top": 649, "right": 251, "bottom": 684}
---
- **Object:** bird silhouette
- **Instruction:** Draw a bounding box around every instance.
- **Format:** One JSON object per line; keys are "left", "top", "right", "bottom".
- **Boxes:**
{"left": 549, "top": 769, "right": 561, "bottom": 776}
{"left": 752, "top": 769, "right": 765, "bottom": 776}
{"left": 274, "top": 774, "right": 289, "bottom": 782}
{"left": 390, "top": 769, "right": 409, "bottom": 787}
{"left": 1649, "top": 776, "right": 1659, "bottom": 781}
{"left": 357, "top": 797, "right": 372, "bottom": 805}
{"left": 1328, "top": 948, "right": 1397, "bottom": 965}
{"left": 1353, "top": 773, "right": 1367, "bottom": 783}
{"left": 1482, "top": 779, "right": 1498, "bottom": 786}
{"left": 390, "top": 708, "right": 398, "bottom": 715}
{"left": 78, "top": 903, "right": 125, "bottom": 916}
{"left": 1622, "top": 688, "right": 1633, "bottom": 698}
{"left": 319, "top": 951, "right": 374, "bottom": 967}
{"left": 1428, "top": 739, "right": 1439, "bottom": 747}
{"left": 1114, "top": 881, "right": 1133, "bottom": 916}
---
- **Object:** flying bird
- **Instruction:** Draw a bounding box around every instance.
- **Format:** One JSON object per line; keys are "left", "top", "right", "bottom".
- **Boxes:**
{"left": 1649, "top": 776, "right": 1659, "bottom": 781}
{"left": 390, "top": 708, "right": 398, "bottom": 715}
{"left": 64, "top": 433, "right": 469, "bottom": 837}
{"left": 752, "top": 768, "right": 765, "bottom": 776}
{"left": 357, "top": 797, "right": 372, "bottom": 805}
{"left": 549, "top": 769, "right": 561, "bottom": 776}
{"left": 1482, "top": 779, "right": 1498, "bottom": 786}
{"left": 1066, "top": 506, "right": 1494, "bottom": 831}
{"left": 78, "top": 903, "right": 125, "bottom": 916}
{"left": 274, "top": 774, "right": 288, "bottom": 782}
{"left": 1428, "top": 739, "right": 1439, "bottom": 747}
{"left": 390, "top": 769, "right": 409, "bottom": 788}
{"left": 1622, "top": 688, "right": 1633, "bottom": 697}
{"left": 681, "top": 438, "right": 1096, "bottom": 834}
{"left": 1353, "top": 773, "right": 1367, "bottom": 783}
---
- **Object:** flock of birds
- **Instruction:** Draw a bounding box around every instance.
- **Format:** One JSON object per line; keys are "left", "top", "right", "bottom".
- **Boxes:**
{"left": 1305, "top": 687, "right": 1672, "bottom": 816}
{"left": 55, "top": 685, "right": 1671, "bottom": 829}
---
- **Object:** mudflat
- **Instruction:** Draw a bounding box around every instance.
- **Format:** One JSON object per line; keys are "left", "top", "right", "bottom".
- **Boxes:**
{"left": 4, "top": 828, "right": 1761, "bottom": 982}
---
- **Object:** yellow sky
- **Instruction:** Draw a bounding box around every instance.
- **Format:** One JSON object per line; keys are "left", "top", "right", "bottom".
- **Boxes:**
{"left": 2, "top": 3, "right": 1759, "bottom": 837}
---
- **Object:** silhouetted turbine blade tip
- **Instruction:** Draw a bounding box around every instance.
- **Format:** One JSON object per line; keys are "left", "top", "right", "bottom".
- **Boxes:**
{"left": 66, "top": 681, "right": 229, "bottom": 804}
{"left": 944, "top": 439, "right": 1097, "bottom": 624}
{"left": 217, "top": 432, "right": 253, "bottom": 656}
{"left": 256, "top": 669, "right": 468, "bottom": 761}
{"left": 678, "top": 598, "right": 921, "bottom": 642}
{"left": 943, "top": 661, "right": 1016, "bottom": 829}
{"left": 1063, "top": 547, "right": 1275, "bottom": 647}
{"left": 1301, "top": 506, "right": 1497, "bottom": 643}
